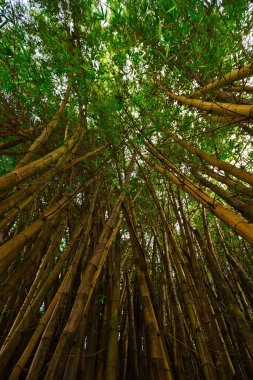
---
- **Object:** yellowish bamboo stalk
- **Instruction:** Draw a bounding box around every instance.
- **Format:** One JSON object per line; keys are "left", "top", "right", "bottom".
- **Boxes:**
{"left": 161, "top": 128, "right": 253, "bottom": 186}
{"left": 0, "top": 181, "right": 92, "bottom": 276}
{"left": 44, "top": 195, "right": 125, "bottom": 380}
{"left": 190, "top": 63, "right": 253, "bottom": 98}
{"left": 0, "top": 124, "right": 81, "bottom": 194}
{"left": 162, "top": 88, "right": 253, "bottom": 119}
{"left": 15, "top": 84, "right": 71, "bottom": 168}
{"left": 146, "top": 157, "right": 253, "bottom": 245}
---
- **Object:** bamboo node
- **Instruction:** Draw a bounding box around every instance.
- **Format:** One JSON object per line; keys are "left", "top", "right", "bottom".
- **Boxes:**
{"left": 232, "top": 221, "right": 246, "bottom": 233}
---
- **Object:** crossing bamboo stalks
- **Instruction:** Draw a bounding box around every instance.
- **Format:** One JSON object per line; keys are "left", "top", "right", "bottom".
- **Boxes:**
{"left": 0, "top": 144, "right": 106, "bottom": 218}
{"left": 162, "top": 87, "right": 253, "bottom": 119}
{"left": 193, "top": 164, "right": 253, "bottom": 198}
{"left": 194, "top": 213, "right": 253, "bottom": 372}
{"left": 0, "top": 179, "right": 95, "bottom": 350}
{"left": 0, "top": 177, "right": 94, "bottom": 277}
{"left": 0, "top": 124, "right": 81, "bottom": 194}
{"left": 21, "top": 185, "right": 99, "bottom": 380}
{"left": 44, "top": 199, "right": 124, "bottom": 379}
{"left": 223, "top": 85, "right": 253, "bottom": 93}
{"left": 190, "top": 63, "right": 253, "bottom": 98}
{"left": 15, "top": 83, "right": 71, "bottom": 168}
{"left": 192, "top": 171, "right": 253, "bottom": 222}
{"left": 136, "top": 264, "right": 173, "bottom": 380}
{"left": 142, "top": 148, "right": 253, "bottom": 245}
{"left": 161, "top": 128, "right": 253, "bottom": 186}
{"left": 124, "top": 196, "right": 173, "bottom": 380}
{"left": 144, "top": 176, "right": 218, "bottom": 379}
{"left": 0, "top": 218, "right": 86, "bottom": 375}
{"left": 43, "top": 155, "right": 136, "bottom": 379}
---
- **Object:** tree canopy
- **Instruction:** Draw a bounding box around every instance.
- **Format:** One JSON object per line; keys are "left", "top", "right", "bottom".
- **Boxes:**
{"left": 0, "top": 1, "right": 253, "bottom": 379}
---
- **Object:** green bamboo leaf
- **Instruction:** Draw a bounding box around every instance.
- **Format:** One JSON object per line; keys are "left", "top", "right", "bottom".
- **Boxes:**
{"left": 81, "top": 66, "right": 96, "bottom": 77}
{"left": 158, "top": 19, "right": 162, "bottom": 40}
{"left": 155, "top": 114, "right": 159, "bottom": 129}
{"left": 134, "top": 129, "right": 156, "bottom": 142}
{"left": 165, "top": 43, "right": 170, "bottom": 57}
{"left": 23, "top": 88, "right": 38, "bottom": 95}
{"left": 167, "top": 5, "right": 176, "bottom": 13}
{"left": 63, "top": 67, "right": 81, "bottom": 73}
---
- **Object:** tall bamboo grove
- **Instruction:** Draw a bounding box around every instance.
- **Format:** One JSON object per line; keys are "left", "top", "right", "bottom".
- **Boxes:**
{"left": 0, "top": 1, "right": 253, "bottom": 379}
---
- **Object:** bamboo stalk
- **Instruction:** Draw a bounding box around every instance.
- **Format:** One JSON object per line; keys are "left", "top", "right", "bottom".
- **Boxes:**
{"left": 190, "top": 63, "right": 253, "bottom": 98}
{"left": 161, "top": 128, "right": 253, "bottom": 186}
{"left": 15, "top": 84, "right": 71, "bottom": 168}
{"left": 144, "top": 154, "right": 253, "bottom": 245}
